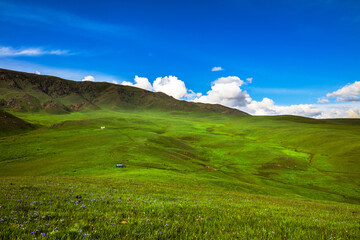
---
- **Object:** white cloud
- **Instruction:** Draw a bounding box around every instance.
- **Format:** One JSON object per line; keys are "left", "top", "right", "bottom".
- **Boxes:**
{"left": 120, "top": 75, "right": 201, "bottom": 100}
{"left": 211, "top": 66, "right": 224, "bottom": 72}
{"left": 121, "top": 75, "right": 360, "bottom": 119}
{"left": 184, "top": 90, "right": 202, "bottom": 99}
{"left": 112, "top": 80, "right": 118, "bottom": 84}
{"left": 326, "top": 81, "right": 360, "bottom": 101}
{"left": 153, "top": 76, "right": 189, "bottom": 99}
{"left": 82, "top": 75, "right": 95, "bottom": 82}
{"left": 35, "top": 70, "right": 41, "bottom": 75}
{"left": 243, "top": 98, "right": 322, "bottom": 117}
{"left": 121, "top": 81, "right": 133, "bottom": 86}
{"left": 0, "top": 46, "right": 69, "bottom": 57}
{"left": 121, "top": 76, "right": 153, "bottom": 91}
{"left": 317, "top": 109, "right": 343, "bottom": 119}
{"left": 346, "top": 108, "right": 360, "bottom": 118}
{"left": 134, "top": 76, "right": 153, "bottom": 91}
{"left": 318, "top": 97, "right": 329, "bottom": 103}
{"left": 193, "top": 76, "right": 357, "bottom": 118}
{"left": 194, "top": 76, "right": 251, "bottom": 108}
{"left": 246, "top": 78, "right": 253, "bottom": 83}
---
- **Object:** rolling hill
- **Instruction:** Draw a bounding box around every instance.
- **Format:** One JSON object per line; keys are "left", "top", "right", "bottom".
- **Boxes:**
{"left": 0, "top": 68, "right": 246, "bottom": 115}
{"left": 0, "top": 68, "right": 359, "bottom": 239}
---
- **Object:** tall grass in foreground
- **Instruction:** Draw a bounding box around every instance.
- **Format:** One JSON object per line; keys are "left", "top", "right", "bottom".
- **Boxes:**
{"left": 0, "top": 176, "right": 359, "bottom": 239}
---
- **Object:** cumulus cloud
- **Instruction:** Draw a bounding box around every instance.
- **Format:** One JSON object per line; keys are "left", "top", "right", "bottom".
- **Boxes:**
{"left": 243, "top": 98, "right": 322, "bottom": 117}
{"left": 184, "top": 90, "right": 202, "bottom": 99}
{"left": 82, "top": 75, "right": 95, "bottom": 82}
{"left": 211, "top": 66, "right": 224, "bottom": 72}
{"left": 326, "top": 81, "right": 360, "bottom": 101}
{"left": 121, "top": 76, "right": 153, "bottom": 91}
{"left": 193, "top": 76, "right": 337, "bottom": 118}
{"left": 318, "top": 97, "right": 329, "bottom": 103}
{"left": 35, "top": 70, "right": 41, "bottom": 75}
{"left": 134, "top": 76, "right": 153, "bottom": 91}
{"left": 153, "top": 76, "right": 189, "bottom": 99}
{"left": 120, "top": 73, "right": 358, "bottom": 119}
{"left": 121, "top": 81, "right": 133, "bottom": 86}
{"left": 317, "top": 109, "right": 343, "bottom": 119}
{"left": 0, "top": 46, "right": 69, "bottom": 57}
{"left": 346, "top": 108, "right": 360, "bottom": 118}
{"left": 120, "top": 75, "right": 200, "bottom": 100}
{"left": 194, "top": 76, "right": 251, "bottom": 108}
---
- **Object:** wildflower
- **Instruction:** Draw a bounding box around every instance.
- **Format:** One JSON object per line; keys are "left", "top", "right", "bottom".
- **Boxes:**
{"left": 41, "top": 233, "right": 46, "bottom": 236}
{"left": 0, "top": 218, "right": 4, "bottom": 222}
{"left": 79, "top": 230, "right": 82, "bottom": 233}
{"left": 54, "top": 227, "right": 59, "bottom": 230}
{"left": 81, "top": 204, "right": 85, "bottom": 208}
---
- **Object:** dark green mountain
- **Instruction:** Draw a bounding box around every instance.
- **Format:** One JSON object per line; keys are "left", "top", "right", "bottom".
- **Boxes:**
{"left": 0, "top": 68, "right": 248, "bottom": 115}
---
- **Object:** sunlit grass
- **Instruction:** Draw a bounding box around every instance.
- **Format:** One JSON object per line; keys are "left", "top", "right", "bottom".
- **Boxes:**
{"left": 0, "top": 176, "right": 359, "bottom": 239}
{"left": 1, "top": 109, "right": 360, "bottom": 238}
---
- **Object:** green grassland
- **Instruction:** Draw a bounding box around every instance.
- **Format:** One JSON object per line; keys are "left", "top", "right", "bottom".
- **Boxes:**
{"left": 1, "top": 109, "right": 360, "bottom": 239}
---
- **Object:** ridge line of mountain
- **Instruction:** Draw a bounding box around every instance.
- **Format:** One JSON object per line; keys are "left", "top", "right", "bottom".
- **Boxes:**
{"left": 0, "top": 68, "right": 249, "bottom": 115}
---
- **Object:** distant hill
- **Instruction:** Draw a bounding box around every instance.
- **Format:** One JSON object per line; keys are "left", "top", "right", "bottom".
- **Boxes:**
{"left": 0, "top": 68, "right": 248, "bottom": 115}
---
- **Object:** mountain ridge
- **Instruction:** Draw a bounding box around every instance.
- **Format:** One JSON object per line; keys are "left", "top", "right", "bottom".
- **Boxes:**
{"left": 0, "top": 68, "right": 249, "bottom": 115}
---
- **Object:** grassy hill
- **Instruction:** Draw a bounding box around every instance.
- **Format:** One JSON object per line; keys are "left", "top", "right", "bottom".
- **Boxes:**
{"left": 0, "top": 110, "right": 359, "bottom": 239}
{"left": 0, "top": 68, "right": 246, "bottom": 115}
{"left": 1, "top": 109, "right": 359, "bottom": 203}
{"left": 0, "top": 69, "right": 359, "bottom": 239}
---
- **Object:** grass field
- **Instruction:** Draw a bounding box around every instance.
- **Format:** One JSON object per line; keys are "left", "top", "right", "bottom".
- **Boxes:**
{"left": 1, "top": 109, "right": 360, "bottom": 239}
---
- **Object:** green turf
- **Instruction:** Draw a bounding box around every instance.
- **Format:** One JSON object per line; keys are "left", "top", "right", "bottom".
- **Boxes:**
{"left": 1, "top": 176, "right": 359, "bottom": 239}
{"left": 0, "top": 109, "right": 359, "bottom": 239}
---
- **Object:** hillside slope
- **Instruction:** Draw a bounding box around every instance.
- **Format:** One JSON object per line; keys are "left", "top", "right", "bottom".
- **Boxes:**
{"left": 0, "top": 68, "right": 247, "bottom": 115}
{"left": 1, "top": 110, "right": 359, "bottom": 205}
{"left": 0, "top": 109, "right": 34, "bottom": 136}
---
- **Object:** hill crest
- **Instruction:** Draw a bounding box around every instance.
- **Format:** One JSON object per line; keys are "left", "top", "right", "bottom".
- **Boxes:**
{"left": 0, "top": 68, "right": 249, "bottom": 115}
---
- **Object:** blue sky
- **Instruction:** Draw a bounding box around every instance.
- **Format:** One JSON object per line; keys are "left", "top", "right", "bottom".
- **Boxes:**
{"left": 0, "top": 0, "right": 359, "bottom": 117}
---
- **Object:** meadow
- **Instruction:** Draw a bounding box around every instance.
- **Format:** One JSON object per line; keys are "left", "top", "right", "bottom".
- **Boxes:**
{"left": 1, "top": 109, "right": 360, "bottom": 239}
